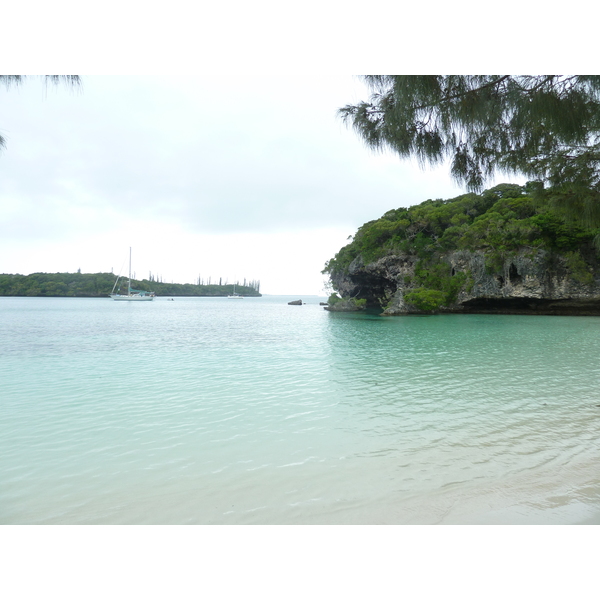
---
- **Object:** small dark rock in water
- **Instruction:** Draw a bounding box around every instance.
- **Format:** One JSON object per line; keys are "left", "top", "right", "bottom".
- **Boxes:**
{"left": 288, "top": 299, "right": 303, "bottom": 305}
{"left": 319, "top": 302, "right": 328, "bottom": 306}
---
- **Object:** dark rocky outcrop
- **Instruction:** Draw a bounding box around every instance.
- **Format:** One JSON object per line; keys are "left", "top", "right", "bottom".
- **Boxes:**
{"left": 323, "top": 298, "right": 366, "bottom": 312}
{"left": 329, "top": 249, "right": 600, "bottom": 315}
{"left": 288, "top": 299, "right": 303, "bottom": 305}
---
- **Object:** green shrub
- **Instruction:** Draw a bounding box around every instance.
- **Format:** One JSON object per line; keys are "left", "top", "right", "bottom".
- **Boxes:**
{"left": 327, "top": 293, "right": 342, "bottom": 305}
{"left": 564, "top": 251, "right": 594, "bottom": 285}
{"left": 404, "top": 288, "right": 446, "bottom": 311}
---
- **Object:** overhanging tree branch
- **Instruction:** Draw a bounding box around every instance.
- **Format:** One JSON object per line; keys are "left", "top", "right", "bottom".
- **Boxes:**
{"left": 340, "top": 75, "right": 600, "bottom": 227}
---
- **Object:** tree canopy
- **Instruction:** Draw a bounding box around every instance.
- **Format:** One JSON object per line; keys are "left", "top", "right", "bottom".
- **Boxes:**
{"left": 326, "top": 183, "right": 595, "bottom": 273}
{"left": 340, "top": 76, "right": 600, "bottom": 226}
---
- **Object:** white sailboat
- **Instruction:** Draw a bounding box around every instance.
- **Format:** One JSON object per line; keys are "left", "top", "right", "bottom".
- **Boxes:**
{"left": 227, "top": 283, "right": 243, "bottom": 299}
{"left": 110, "top": 248, "right": 155, "bottom": 301}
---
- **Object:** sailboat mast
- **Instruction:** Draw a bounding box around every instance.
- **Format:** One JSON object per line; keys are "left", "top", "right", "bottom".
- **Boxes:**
{"left": 128, "top": 247, "right": 132, "bottom": 295}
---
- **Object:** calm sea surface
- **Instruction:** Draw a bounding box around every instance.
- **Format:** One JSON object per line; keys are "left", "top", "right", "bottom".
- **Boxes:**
{"left": 1, "top": 295, "right": 599, "bottom": 524}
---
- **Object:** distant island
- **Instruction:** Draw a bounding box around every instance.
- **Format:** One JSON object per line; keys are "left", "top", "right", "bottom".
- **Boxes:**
{"left": 0, "top": 272, "right": 262, "bottom": 298}
{"left": 323, "top": 183, "right": 600, "bottom": 316}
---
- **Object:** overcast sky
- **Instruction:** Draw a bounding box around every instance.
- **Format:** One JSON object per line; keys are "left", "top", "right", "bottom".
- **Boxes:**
{"left": 0, "top": 74, "right": 480, "bottom": 294}
{"left": 3, "top": 2, "right": 582, "bottom": 296}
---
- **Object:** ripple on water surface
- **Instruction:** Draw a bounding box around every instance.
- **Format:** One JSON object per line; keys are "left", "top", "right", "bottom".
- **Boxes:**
{"left": 1, "top": 298, "right": 599, "bottom": 524}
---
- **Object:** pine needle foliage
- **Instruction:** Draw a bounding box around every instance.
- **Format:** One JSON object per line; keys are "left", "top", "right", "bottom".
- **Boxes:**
{"left": 340, "top": 76, "right": 600, "bottom": 227}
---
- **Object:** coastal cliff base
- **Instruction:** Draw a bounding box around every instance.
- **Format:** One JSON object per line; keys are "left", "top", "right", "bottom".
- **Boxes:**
{"left": 328, "top": 249, "right": 600, "bottom": 316}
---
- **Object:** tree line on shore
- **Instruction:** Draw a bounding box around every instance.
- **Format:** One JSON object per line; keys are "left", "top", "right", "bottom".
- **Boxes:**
{"left": 0, "top": 272, "right": 262, "bottom": 297}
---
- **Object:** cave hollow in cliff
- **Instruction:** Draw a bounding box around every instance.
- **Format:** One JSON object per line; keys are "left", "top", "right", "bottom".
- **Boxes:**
{"left": 460, "top": 296, "right": 600, "bottom": 315}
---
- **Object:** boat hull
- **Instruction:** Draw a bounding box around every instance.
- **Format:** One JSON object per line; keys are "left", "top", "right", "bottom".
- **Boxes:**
{"left": 110, "top": 294, "right": 155, "bottom": 301}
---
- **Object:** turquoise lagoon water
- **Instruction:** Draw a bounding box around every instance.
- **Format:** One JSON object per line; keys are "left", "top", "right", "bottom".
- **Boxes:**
{"left": 1, "top": 295, "right": 599, "bottom": 524}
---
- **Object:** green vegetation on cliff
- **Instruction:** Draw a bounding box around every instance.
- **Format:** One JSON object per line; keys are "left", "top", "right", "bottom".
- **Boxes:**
{"left": 323, "top": 183, "right": 600, "bottom": 311}
{"left": 0, "top": 272, "right": 262, "bottom": 298}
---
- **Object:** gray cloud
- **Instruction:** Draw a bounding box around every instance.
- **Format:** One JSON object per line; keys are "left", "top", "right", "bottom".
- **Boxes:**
{"left": 1, "top": 75, "right": 464, "bottom": 240}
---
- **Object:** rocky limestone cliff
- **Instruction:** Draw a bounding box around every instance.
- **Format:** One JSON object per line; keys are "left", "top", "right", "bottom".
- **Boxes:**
{"left": 328, "top": 249, "right": 600, "bottom": 315}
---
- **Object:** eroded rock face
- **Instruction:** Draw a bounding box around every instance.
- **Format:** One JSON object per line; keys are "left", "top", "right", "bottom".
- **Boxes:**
{"left": 329, "top": 249, "right": 600, "bottom": 315}
{"left": 330, "top": 255, "right": 414, "bottom": 307}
